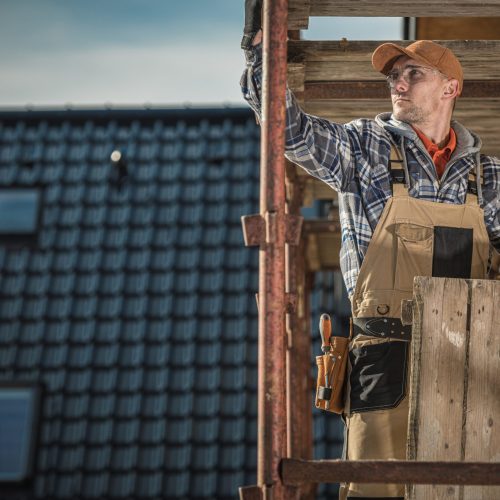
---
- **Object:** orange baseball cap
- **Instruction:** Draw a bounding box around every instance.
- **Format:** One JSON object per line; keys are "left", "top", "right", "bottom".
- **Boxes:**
{"left": 372, "top": 40, "right": 463, "bottom": 95}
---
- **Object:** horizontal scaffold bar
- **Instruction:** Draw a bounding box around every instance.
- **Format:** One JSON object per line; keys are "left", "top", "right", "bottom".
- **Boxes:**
{"left": 281, "top": 459, "right": 500, "bottom": 485}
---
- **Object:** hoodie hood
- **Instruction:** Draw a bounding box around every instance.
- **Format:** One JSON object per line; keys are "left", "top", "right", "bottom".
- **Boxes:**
{"left": 374, "top": 112, "right": 482, "bottom": 159}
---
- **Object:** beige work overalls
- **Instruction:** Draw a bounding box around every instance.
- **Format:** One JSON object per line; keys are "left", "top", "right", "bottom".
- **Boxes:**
{"left": 340, "top": 145, "right": 490, "bottom": 499}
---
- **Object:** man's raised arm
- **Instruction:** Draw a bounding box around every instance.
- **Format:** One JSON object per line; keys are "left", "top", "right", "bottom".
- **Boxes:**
{"left": 239, "top": 0, "right": 356, "bottom": 193}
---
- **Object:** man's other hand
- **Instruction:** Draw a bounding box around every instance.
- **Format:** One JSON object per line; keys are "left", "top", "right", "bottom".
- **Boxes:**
{"left": 241, "top": 0, "right": 263, "bottom": 49}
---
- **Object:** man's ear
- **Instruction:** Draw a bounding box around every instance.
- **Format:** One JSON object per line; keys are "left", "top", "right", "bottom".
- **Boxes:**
{"left": 443, "top": 78, "right": 460, "bottom": 100}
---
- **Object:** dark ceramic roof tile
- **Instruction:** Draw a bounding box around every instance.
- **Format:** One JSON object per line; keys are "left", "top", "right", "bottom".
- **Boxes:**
{"left": 220, "top": 367, "right": 245, "bottom": 391}
{"left": 87, "top": 164, "right": 110, "bottom": 184}
{"left": 76, "top": 250, "right": 102, "bottom": 273}
{"left": 93, "top": 343, "right": 119, "bottom": 367}
{"left": 147, "top": 295, "right": 173, "bottom": 319}
{"left": 61, "top": 419, "right": 87, "bottom": 445}
{"left": 84, "top": 448, "right": 113, "bottom": 470}
{"left": 137, "top": 445, "right": 165, "bottom": 471}
{"left": 96, "top": 296, "right": 122, "bottom": 319}
{"left": 127, "top": 226, "right": 153, "bottom": 248}
{"left": 106, "top": 205, "right": 131, "bottom": 227}
{"left": 200, "top": 247, "right": 224, "bottom": 270}
{"left": 150, "top": 248, "right": 176, "bottom": 271}
{"left": 141, "top": 393, "right": 168, "bottom": 418}
{"left": 130, "top": 184, "right": 156, "bottom": 205}
{"left": 220, "top": 393, "right": 246, "bottom": 417}
{"left": 135, "top": 472, "right": 163, "bottom": 496}
{"left": 219, "top": 417, "right": 246, "bottom": 444}
{"left": 84, "top": 183, "right": 108, "bottom": 205}
{"left": 89, "top": 394, "right": 116, "bottom": 418}
{"left": 72, "top": 296, "right": 98, "bottom": 319}
{"left": 203, "top": 203, "right": 228, "bottom": 225}
{"left": 139, "top": 420, "right": 166, "bottom": 445}
{"left": 67, "top": 345, "right": 93, "bottom": 369}
{"left": 99, "top": 273, "right": 124, "bottom": 295}
{"left": 103, "top": 228, "right": 128, "bottom": 249}
{"left": 66, "top": 368, "right": 92, "bottom": 393}
{"left": 116, "top": 393, "right": 141, "bottom": 418}
{"left": 41, "top": 344, "right": 68, "bottom": 369}
{"left": 117, "top": 367, "right": 143, "bottom": 391}
{"left": 221, "top": 342, "right": 246, "bottom": 366}
{"left": 219, "top": 443, "right": 245, "bottom": 470}
{"left": 19, "top": 321, "right": 42, "bottom": 343}
{"left": 40, "top": 162, "right": 64, "bottom": 183}
{"left": 148, "top": 271, "right": 173, "bottom": 294}
{"left": 101, "top": 250, "right": 126, "bottom": 272}
{"left": 192, "top": 443, "right": 218, "bottom": 470}
{"left": 28, "top": 252, "right": 53, "bottom": 273}
{"left": 108, "top": 471, "right": 135, "bottom": 497}
{"left": 168, "top": 366, "right": 194, "bottom": 392}
{"left": 165, "top": 418, "right": 191, "bottom": 445}
{"left": 113, "top": 420, "right": 139, "bottom": 445}
{"left": 63, "top": 395, "right": 90, "bottom": 419}
{"left": 192, "top": 417, "right": 219, "bottom": 444}
{"left": 45, "top": 320, "right": 70, "bottom": 343}
{"left": 61, "top": 184, "right": 85, "bottom": 205}
{"left": 74, "top": 270, "right": 100, "bottom": 295}
{"left": 198, "top": 294, "right": 223, "bottom": 318}
{"left": 122, "top": 296, "right": 148, "bottom": 319}
{"left": 21, "top": 296, "right": 47, "bottom": 320}
{"left": 192, "top": 393, "right": 219, "bottom": 418}
{"left": 41, "top": 206, "right": 60, "bottom": 227}
{"left": 165, "top": 445, "right": 191, "bottom": 471}
{"left": 169, "top": 342, "right": 195, "bottom": 368}
{"left": 171, "top": 318, "right": 196, "bottom": 342}
{"left": 181, "top": 182, "right": 204, "bottom": 204}
{"left": 222, "top": 317, "right": 248, "bottom": 342}
{"left": 70, "top": 320, "right": 95, "bottom": 342}
{"left": 197, "top": 318, "right": 222, "bottom": 342}
{"left": 125, "top": 250, "right": 150, "bottom": 272}
{"left": 224, "top": 270, "right": 249, "bottom": 293}
{"left": 119, "top": 342, "right": 144, "bottom": 374}
{"left": 16, "top": 344, "right": 42, "bottom": 369}
{"left": 92, "top": 368, "right": 118, "bottom": 394}
{"left": 160, "top": 143, "right": 182, "bottom": 161}
{"left": 1, "top": 273, "right": 26, "bottom": 295}
{"left": 81, "top": 470, "right": 109, "bottom": 496}
{"left": 95, "top": 320, "right": 121, "bottom": 343}
{"left": 79, "top": 227, "right": 105, "bottom": 249}
{"left": 0, "top": 165, "right": 16, "bottom": 184}
{"left": 164, "top": 469, "right": 189, "bottom": 497}
{"left": 0, "top": 344, "right": 15, "bottom": 367}
{"left": 124, "top": 272, "right": 148, "bottom": 295}
{"left": 82, "top": 206, "right": 107, "bottom": 227}
{"left": 121, "top": 319, "right": 146, "bottom": 342}
{"left": 218, "top": 471, "right": 245, "bottom": 496}
{"left": 46, "top": 297, "right": 72, "bottom": 320}
{"left": 143, "top": 367, "right": 169, "bottom": 393}
{"left": 129, "top": 205, "right": 154, "bottom": 227}
{"left": 51, "top": 273, "right": 76, "bottom": 295}
{"left": 165, "top": 393, "right": 192, "bottom": 418}
{"left": 145, "top": 318, "right": 171, "bottom": 342}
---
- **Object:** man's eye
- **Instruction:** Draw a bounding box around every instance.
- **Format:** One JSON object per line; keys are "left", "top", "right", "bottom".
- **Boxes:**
{"left": 409, "top": 69, "right": 421, "bottom": 79}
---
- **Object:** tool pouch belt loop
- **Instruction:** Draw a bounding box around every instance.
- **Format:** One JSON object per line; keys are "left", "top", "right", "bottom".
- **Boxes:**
{"left": 352, "top": 317, "right": 412, "bottom": 341}
{"left": 315, "top": 334, "right": 350, "bottom": 414}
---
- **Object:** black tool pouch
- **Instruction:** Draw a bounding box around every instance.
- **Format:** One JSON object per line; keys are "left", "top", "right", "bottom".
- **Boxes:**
{"left": 349, "top": 340, "right": 408, "bottom": 413}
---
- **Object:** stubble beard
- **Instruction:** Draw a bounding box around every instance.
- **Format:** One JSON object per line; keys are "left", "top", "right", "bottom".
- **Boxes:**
{"left": 393, "top": 102, "right": 427, "bottom": 125}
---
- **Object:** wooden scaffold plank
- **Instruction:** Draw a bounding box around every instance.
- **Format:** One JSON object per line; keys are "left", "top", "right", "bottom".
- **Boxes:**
{"left": 308, "top": 0, "right": 500, "bottom": 18}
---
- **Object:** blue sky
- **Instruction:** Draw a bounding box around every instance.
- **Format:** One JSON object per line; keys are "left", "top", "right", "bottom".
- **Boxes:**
{"left": 0, "top": 1, "right": 402, "bottom": 108}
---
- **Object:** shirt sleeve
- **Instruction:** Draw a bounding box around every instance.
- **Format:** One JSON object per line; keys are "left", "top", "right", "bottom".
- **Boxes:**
{"left": 240, "top": 43, "right": 356, "bottom": 192}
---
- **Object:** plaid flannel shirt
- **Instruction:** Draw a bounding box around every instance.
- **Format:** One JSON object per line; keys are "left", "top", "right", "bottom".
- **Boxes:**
{"left": 241, "top": 44, "right": 500, "bottom": 298}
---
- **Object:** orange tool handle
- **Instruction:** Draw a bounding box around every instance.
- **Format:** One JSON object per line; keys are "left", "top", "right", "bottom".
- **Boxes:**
{"left": 319, "top": 313, "right": 332, "bottom": 353}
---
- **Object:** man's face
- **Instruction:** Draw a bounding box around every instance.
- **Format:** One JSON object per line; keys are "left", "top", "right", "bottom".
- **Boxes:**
{"left": 388, "top": 56, "right": 448, "bottom": 124}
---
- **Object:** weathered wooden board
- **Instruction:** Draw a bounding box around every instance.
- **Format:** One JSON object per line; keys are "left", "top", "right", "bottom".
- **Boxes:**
{"left": 407, "top": 277, "right": 500, "bottom": 499}
{"left": 308, "top": 0, "right": 500, "bottom": 18}
{"left": 288, "top": 0, "right": 311, "bottom": 30}
{"left": 288, "top": 40, "right": 500, "bottom": 81}
{"left": 417, "top": 17, "right": 500, "bottom": 40}
{"left": 464, "top": 280, "right": 500, "bottom": 499}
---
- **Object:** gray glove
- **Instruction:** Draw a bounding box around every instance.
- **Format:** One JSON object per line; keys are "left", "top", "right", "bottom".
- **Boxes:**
{"left": 241, "top": 0, "right": 263, "bottom": 50}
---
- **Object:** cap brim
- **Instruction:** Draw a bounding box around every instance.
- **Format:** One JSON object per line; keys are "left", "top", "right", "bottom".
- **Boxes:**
{"left": 372, "top": 43, "right": 435, "bottom": 75}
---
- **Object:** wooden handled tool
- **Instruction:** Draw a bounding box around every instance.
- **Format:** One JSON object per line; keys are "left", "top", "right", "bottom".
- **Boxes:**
{"left": 319, "top": 313, "right": 332, "bottom": 353}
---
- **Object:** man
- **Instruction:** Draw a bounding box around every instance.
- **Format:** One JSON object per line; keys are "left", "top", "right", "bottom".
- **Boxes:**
{"left": 240, "top": 2, "right": 500, "bottom": 499}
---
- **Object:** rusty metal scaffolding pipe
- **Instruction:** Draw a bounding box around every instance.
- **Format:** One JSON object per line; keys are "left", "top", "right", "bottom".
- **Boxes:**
{"left": 258, "top": 0, "right": 290, "bottom": 497}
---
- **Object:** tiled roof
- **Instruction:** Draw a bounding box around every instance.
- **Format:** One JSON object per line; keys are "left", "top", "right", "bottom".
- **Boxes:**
{"left": 0, "top": 107, "right": 345, "bottom": 499}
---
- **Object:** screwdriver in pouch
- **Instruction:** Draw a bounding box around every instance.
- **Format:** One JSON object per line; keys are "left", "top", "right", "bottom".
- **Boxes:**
{"left": 319, "top": 313, "right": 332, "bottom": 409}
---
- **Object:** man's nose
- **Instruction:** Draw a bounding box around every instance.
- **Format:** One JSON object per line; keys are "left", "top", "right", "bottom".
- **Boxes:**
{"left": 393, "top": 76, "right": 409, "bottom": 94}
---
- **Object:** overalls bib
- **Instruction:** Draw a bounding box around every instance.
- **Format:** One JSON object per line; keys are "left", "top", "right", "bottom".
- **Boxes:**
{"left": 340, "top": 144, "right": 490, "bottom": 499}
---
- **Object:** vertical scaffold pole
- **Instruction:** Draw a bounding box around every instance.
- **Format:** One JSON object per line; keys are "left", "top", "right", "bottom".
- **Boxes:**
{"left": 258, "top": 0, "right": 290, "bottom": 498}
